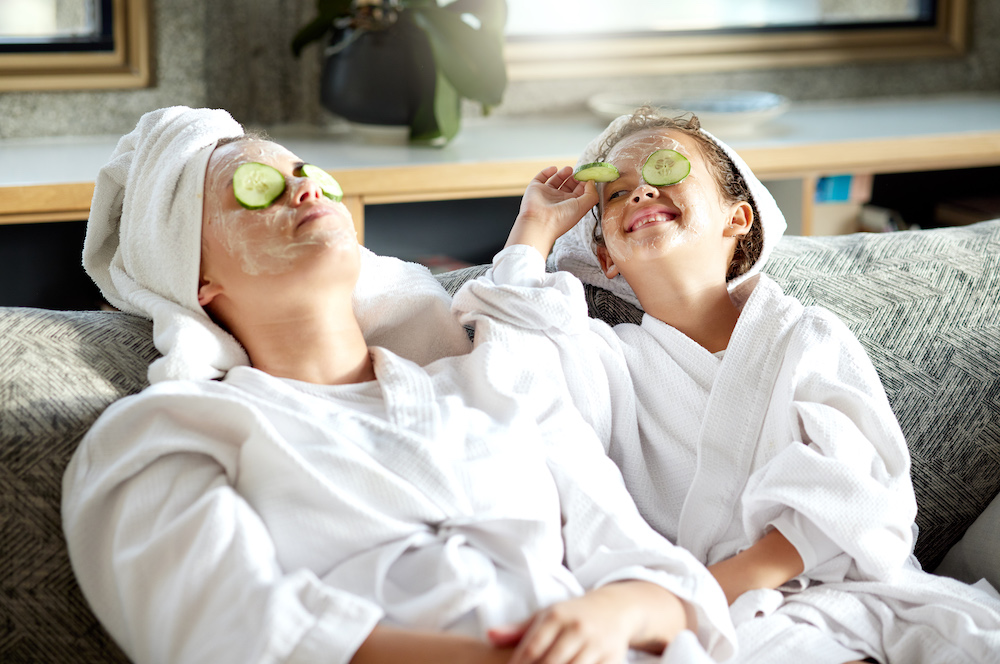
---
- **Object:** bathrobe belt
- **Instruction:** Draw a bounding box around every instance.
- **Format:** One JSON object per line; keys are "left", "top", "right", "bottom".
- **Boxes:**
{"left": 322, "top": 514, "right": 580, "bottom": 631}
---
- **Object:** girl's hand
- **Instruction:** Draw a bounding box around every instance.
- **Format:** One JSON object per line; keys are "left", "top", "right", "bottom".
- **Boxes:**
{"left": 506, "top": 166, "right": 600, "bottom": 258}
{"left": 708, "top": 528, "right": 804, "bottom": 605}
{"left": 487, "top": 580, "right": 688, "bottom": 664}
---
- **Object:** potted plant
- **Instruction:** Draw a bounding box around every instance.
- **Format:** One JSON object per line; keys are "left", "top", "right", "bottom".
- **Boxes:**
{"left": 292, "top": 0, "right": 508, "bottom": 145}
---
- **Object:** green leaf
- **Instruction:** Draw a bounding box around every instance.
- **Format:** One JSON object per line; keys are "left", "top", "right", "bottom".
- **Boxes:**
{"left": 411, "top": 2, "right": 507, "bottom": 107}
{"left": 410, "top": 88, "right": 439, "bottom": 142}
{"left": 432, "top": 70, "right": 462, "bottom": 143}
{"left": 291, "top": 0, "right": 354, "bottom": 56}
{"left": 291, "top": 16, "right": 336, "bottom": 56}
{"left": 410, "top": 69, "right": 461, "bottom": 145}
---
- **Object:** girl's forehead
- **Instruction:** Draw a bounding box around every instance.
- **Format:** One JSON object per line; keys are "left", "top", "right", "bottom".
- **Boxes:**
{"left": 607, "top": 128, "right": 687, "bottom": 163}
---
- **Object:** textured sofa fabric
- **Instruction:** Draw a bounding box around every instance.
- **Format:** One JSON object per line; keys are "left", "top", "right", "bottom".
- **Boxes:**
{"left": 1, "top": 309, "right": 157, "bottom": 662}
{"left": 3, "top": 220, "right": 1000, "bottom": 661}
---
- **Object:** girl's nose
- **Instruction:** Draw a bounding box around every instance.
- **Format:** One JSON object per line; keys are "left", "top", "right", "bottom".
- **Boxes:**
{"left": 631, "top": 183, "right": 659, "bottom": 204}
{"left": 291, "top": 176, "right": 323, "bottom": 205}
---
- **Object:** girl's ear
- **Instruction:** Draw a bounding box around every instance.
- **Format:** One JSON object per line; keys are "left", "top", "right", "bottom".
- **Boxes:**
{"left": 725, "top": 201, "right": 754, "bottom": 238}
{"left": 596, "top": 245, "right": 620, "bottom": 279}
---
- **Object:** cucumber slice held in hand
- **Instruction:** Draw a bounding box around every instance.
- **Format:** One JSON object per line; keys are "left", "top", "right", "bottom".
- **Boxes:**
{"left": 302, "top": 164, "right": 344, "bottom": 202}
{"left": 642, "top": 149, "right": 691, "bottom": 186}
{"left": 573, "top": 161, "right": 620, "bottom": 183}
{"left": 233, "top": 162, "right": 286, "bottom": 209}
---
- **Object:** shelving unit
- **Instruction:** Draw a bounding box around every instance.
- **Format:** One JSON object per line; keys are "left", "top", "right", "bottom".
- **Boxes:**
{"left": 2, "top": 94, "right": 1000, "bottom": 240}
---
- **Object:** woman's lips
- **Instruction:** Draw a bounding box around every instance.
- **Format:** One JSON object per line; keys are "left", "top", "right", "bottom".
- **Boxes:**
{"left": 627, "top": 209, "right": 679, "bottom": 232}
{"left": 296, "top": 205, "right": 342, "bottom": 230}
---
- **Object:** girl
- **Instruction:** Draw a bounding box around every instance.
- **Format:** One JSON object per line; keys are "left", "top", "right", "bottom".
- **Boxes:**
{"left": 453, "top": 107, "right": 1000, "bottom": 663}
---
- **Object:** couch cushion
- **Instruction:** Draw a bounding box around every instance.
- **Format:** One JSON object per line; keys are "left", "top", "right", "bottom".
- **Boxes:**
{"left": 935, "top": 489, "right": 1000, "bottom": 590}
{"left": 0, "top": 307, "right": 157, "bottom": 662}
{"left": 763, "top": 221, "right": 1000, "bottom": 572}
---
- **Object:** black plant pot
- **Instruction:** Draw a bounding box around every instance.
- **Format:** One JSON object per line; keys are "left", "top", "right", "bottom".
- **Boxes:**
{"left": 320, "top": 14, "right": 437, "bottom": 129}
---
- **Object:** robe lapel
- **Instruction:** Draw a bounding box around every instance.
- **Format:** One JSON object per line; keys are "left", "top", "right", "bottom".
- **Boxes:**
{"left": 373, "top": 347, "right": 442, "bottom": 439}
{"left": 677, "top": 277, "right": 804, "bottom": 561}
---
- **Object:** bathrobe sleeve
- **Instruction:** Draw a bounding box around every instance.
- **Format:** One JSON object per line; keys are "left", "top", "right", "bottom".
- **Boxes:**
{"left": 62, "top": 383, "right": 383, "bottom": 664}
{"left": 452, "top": 244, "right": 634, "bottom": 450}
{"left": 455, "top": 246, "right": 736, "bottom": 660}
{"left": 740, "top": 297, "right": 918, "bottom": 583}
{"left": 542, "top": 405, "right": 737, "bottom": 661}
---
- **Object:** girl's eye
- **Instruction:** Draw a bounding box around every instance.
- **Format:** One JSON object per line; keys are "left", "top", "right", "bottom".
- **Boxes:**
{"left": 607, "top": 189, "right": 628, "bottom": 201}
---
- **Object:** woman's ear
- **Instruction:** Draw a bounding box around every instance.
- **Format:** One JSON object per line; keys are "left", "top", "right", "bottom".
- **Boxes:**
{"left": 725, "top": 201, "right": 754, "bottom": 238}
{"left": 596, "top": 245, "right": 620, "bottom": 279}
{"left": 197, "top": 275, "right": 223, "bottom": 308}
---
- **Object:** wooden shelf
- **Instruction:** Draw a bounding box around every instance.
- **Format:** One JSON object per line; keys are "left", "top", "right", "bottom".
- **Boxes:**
{"left": 3, "top": 95, "right": 1000, "bottom": 239}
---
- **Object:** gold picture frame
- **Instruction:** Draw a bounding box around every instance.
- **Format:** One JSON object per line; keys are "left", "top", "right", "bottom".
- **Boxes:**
{"left": 0, "top": 0, "right": 151, "bottom": 92}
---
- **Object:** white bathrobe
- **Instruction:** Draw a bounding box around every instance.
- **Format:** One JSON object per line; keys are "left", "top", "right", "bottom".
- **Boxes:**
{"left": 62, "top": 300, "right": 735, "bottom": 664}
{"left": 453, "top": 245, "right": 1000, "bottom": 663}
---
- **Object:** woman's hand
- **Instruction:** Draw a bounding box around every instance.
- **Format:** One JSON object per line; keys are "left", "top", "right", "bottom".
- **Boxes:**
{"left": 506, "top": 166, "right": 600, "bottom": 258}
{"left": 487, "top": 580, "right": 689, "bottom": 664}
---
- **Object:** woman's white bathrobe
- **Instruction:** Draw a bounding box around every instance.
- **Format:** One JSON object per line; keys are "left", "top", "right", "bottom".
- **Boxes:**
{"left": 453, "top": 245, "right": 1000, "bottom": 663}
{"left": 62, "top": 302, "right": 736, "bottom": 664}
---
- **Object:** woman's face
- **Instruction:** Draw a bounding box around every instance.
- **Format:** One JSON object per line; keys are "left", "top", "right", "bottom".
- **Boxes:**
{"left": 201, "top": 139, "right": 356, "bottom": 278}
{"left": 597, "top": 128, "right": 748, "bottom": 281}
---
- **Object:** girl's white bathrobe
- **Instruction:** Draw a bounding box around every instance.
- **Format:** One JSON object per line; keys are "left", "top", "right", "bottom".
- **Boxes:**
{"left": 453, "top": 245, "right": 1000, "bottom": 663}
{"left": 61, "top": 301, "right": 736, "bottom": 664}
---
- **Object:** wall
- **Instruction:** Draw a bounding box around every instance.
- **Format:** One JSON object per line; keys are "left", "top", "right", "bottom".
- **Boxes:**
{"left": 0, "top": 0, "right": 208, "bottom": 138}
{"left": 0, "top": 0, "right": 998, "bottom": 138}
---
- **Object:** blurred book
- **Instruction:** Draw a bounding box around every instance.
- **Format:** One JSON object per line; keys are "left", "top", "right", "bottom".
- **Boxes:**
{"left": 811, "top": 174, "right": 874, "bottom": 235}
{"left": 815, "top": 173, "right": 873, "bottom": 203}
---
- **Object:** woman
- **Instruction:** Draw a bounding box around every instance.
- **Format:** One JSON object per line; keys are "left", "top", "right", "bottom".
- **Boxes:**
{"left": 61, "top": 106, "right": 735, "bottom": 664}
{"left": 454, "top": 107, "right": 1000, "bottom": 663}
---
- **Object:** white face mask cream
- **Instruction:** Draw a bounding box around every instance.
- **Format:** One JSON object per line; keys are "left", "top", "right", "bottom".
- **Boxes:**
{"left": 598, "top": 129, "right": 718, "bottom": 262}
{"left": 204, "top": 140, "right": 354, "bottom": 276}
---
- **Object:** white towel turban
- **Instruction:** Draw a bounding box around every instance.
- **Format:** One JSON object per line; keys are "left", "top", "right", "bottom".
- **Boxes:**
{"left": 84, "top": 106, "right": 470, "bottom": 384}
{"left": 549, "top": 113, "right": 787, "bottom": 309}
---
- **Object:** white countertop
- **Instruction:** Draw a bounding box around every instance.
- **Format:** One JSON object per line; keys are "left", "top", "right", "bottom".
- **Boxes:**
{"left": 3, "top": 94, "right": 1000, "bottom": 188}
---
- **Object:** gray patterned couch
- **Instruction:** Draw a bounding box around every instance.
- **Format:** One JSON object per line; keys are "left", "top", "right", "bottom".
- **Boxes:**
{"left": 3, "top": 220, "right": 1000, "bottom": 662}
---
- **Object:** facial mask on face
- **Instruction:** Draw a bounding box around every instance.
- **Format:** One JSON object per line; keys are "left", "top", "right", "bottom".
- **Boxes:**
{"left": 598, "top": 132, "right": 714, "bottom": 262}
{"left": 205, "top": 142, "right": 354, "bottom": 276}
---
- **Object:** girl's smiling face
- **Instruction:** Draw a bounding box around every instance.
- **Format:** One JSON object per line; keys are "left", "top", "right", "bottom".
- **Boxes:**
{"left": 596, "top": 128, "right": 751, "bottom": 284}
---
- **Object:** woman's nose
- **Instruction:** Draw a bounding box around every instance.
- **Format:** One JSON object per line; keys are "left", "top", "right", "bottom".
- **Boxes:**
{"left": 631, "top": 183, "right": 659, "bottom": 204}
{"left": 291, "top": 176, "right": 323, "bottom": 205}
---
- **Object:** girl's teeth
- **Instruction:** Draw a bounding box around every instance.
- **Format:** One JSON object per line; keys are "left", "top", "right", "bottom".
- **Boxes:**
{"left": 633, "top": 213, "right": 671, "bottom": 230}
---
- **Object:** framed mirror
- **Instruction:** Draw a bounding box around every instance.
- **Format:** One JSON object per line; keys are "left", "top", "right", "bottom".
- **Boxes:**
{"left": 504, "top": 0, "right": 968, "bottom": 79}
{"left": 0, "top": 0, "right": 150, "bottom": 91}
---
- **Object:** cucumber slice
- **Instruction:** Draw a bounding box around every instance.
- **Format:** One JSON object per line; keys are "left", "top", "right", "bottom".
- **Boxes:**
{"left": 233, "top": 162, "right": 286, "bottom": 209}
{"left": 573, "top": 162, "right": 620, "bottom": 182}
{"left": 302, "top": 164, "right": 344, "bottom": 202}
{"left": 642, "top": 149, "right": 691, "bottom": 186}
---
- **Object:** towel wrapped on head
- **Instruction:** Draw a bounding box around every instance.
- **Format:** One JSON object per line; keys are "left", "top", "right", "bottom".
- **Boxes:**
{"left": 549, "top": 112, "right": 788, "bottom": 309}
{"left": 83, "top": 106, "right": 471, "bottom": 384}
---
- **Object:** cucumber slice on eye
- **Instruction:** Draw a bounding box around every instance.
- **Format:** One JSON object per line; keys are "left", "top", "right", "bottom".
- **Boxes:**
{"left": 233, "top": 162, "right": 286, "bottom": 209}
{"left": 573, "top": 162, "right": 620, "bottom": 182}
{"left": 302, "top": 164, "right": 344, "bottom": 202}
{"left": 642, "top": 149, "right": 691, "bottom": 186}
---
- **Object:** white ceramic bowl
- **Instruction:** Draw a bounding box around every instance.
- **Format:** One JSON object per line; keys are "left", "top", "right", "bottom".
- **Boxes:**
{"left": 587, "top": 90, "right": 790, "bottom": 136}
